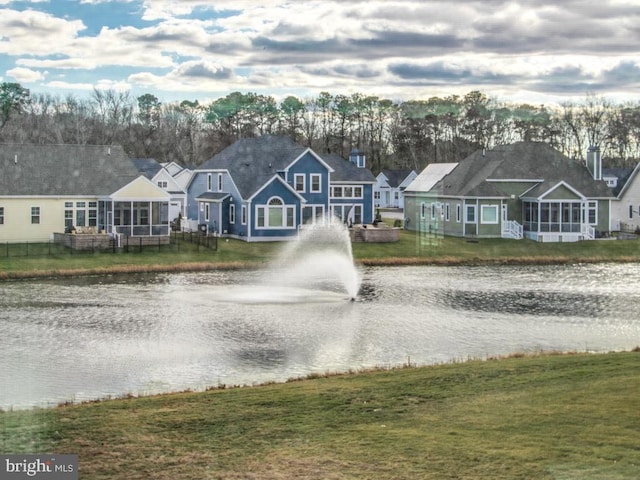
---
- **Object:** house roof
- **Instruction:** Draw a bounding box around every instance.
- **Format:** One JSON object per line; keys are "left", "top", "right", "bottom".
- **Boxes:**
{"left": 0, "top": 144, "right": 141, "bottom": 196}
{"left": 603, "top": 167, "right": 634, "bottom": 196}
{"left": 197, "top": 135, "right": 310, "bottom": 198}
{"left": 428, "top": 142, "right": 614, "bottom": 199}
{"left": 405, "top": 163, "right": 458, "bottom": 193}
{"left": 322, "top": 153, "right": 376, "bottom": 183}
{"left": 131, "top": 158, "right": 163, "bottom": 179}
{"left": 379, "top": 169, "right": 414, "bottom": 188}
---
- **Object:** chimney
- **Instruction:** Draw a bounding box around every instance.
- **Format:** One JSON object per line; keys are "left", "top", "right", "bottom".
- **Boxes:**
{"left": 349, "top": 148, "right": 365, "bottom": 168}
{"left": 586, "top": 145, "right": 602, "bottom": 181}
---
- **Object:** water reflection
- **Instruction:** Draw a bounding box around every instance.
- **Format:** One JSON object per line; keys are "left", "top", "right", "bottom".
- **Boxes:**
{"left": 1, "top": 264, "right": 639, "bottom": 409}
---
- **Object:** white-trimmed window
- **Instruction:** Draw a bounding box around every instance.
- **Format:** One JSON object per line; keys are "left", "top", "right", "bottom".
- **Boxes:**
{"left": 456, "top": 204, "right": 461, "bottom": 223}
{"left": 241, "top": 205, "right": 247, "bottom": 225}
{"left": 157, "top": 181, "right": 168, "bottom": 188}
{"left": 330, "top": 185, "right": 362, "bottom": 198}
{"left": 295, "top": 174, "right": 305, "bottom": 192}
{"left": 430, "top": 203, "right": 436, "bottom": 220}
{"left": 481, "top": 205, "right": 499, "bottom": 224}
{"left": 303, "top": 205, "right": 325, "bottom": 224}
{"left": 218, "top": 173, "right": 223, "bottom": 191}
{"left": 465, "top": 205, "right": 476, "bottom": 223}
{"left": 205, "top": 203, "right": 210, "bottom": 222}
{"left": 586, "top": 201, "right": 597, "bottom": 225}
{"left": 256, "top": 197, "right": 295, "bottom": 229}
{"left": 445, "top": 203, "right": 450, "bottom": 221}
{"left": 310, "top": 174, "right": 321, "bottom": 193}
{"left": 207, "top": 174, "right": 213, "bottom": 191}
{"left": 420, "top": 202, "right": 426, "bottom": 219}
{"left": 230, "top": 203, "right": 236, "bottom": 224}
{"left": 31, "top": 206, "right": 40, "bottom": 224}
{"left": 0, "top": 206, "right": 4, "bottom": 225}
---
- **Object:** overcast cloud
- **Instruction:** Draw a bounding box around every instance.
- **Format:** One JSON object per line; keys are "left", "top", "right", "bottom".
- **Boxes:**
{"left": 0, "top": 0, "right": 638, "bottom": 104}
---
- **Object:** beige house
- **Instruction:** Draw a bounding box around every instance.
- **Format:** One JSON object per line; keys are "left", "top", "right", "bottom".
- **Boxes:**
{"left": 0, "top": 144, "right": 170, "bottom": 243}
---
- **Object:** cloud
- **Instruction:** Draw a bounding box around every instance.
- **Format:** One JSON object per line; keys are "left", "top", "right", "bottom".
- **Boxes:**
{"left": 6, "top": 66, "right": 44, "bottom": 82}
{"left": 0, "top": 0, "right": 639, "bottom": 104}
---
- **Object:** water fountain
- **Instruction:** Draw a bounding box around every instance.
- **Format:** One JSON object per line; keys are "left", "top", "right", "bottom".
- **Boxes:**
{"left": 268, "top": 216, "right": 361, "bottom": 300}
{"left": 222, "top": 216, "right": 361, "bottom": 304}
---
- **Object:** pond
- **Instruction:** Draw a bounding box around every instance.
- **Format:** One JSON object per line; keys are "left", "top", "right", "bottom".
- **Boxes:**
{"left": 1, "top": 263, "right": 639, "bottom": 409}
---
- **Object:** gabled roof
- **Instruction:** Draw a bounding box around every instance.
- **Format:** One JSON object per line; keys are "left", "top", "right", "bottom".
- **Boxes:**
{"left": 131, "top": 158, "right": 163, "bottom": 179}
{"left": 428, "top": 142, "right": 613, "bottom": 199}
{"left": 322, "top": 153, "right": 376, "bottom": 183}
{"left": 603, "top": 166, "right": 635, "bottom": 197}
{"left": 0, "top": 144, "right": 141, "bottom": 196}
{"left": 379, "top": 169, "right": 415, "bottom": 188}
{"left": 405, "top": 163, "right": 458, "bottom": 193}
{"left": 196, "top": 135, "right": 311, "bottom": 198}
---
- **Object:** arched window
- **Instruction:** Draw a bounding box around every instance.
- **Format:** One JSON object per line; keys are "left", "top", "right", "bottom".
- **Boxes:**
{"left": 256, "top": 197, "right": 295, "bottom": 229}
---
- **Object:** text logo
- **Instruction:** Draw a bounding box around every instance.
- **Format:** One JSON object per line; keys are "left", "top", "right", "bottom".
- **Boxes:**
{"left": 0, "top": 455, "right": 77, "bottom": 480}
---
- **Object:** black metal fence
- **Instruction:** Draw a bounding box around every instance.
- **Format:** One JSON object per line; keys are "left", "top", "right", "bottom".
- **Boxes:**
{"left": 0, "top": 232, "right": 217, "bottom": 258}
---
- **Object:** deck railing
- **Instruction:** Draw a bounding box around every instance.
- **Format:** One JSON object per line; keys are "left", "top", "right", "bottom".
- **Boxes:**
{"left": 501, "top": 220, "right": 523, "bottom": 239}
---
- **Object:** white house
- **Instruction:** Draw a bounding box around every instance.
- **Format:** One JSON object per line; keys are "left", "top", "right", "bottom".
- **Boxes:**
{"left": 374, "top": 169, "right": 417, "bottom": 208}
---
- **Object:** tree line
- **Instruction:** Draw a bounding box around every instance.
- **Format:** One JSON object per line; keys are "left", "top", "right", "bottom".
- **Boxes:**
{"left": 1, "top": 82, "right": 639, "bottom": 173}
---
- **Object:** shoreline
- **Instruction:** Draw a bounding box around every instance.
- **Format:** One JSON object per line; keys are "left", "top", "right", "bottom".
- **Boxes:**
{"left": 2, "top": 255, "right": 640, "bottom": 281}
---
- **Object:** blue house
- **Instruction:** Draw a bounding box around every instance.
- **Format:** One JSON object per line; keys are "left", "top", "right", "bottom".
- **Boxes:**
{"left": 187, "top": 136, "right": 375, "bottom": 241}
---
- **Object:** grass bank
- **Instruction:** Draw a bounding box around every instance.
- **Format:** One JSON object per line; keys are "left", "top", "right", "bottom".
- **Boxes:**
{"left": 2, "top": 351, "right": 639, "bottom": 479}
{"left": 1, "top": 230, "right": 640, "bottom": 279}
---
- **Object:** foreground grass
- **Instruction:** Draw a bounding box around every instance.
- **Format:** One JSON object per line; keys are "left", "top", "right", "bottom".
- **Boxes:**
{"left": 2, "top": 352, "right": 639, "bottom": 479}
{"left": 1, "top": 230, "right": 640, "bottom": 279}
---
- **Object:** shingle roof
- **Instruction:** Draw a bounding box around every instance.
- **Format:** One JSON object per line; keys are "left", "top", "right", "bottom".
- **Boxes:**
{"left": 197, "top": 135, "right": 308, "bottom": 198}
{"left": 431, "top": 142, "right": 613, "bottom": 199}
{"left": 132, "top": 158, "right": 163, "bottom": 179}
{"left": 322, "top": 153, "right": 376, "bottom": 183}
{"left": 0, "top": 144, "right": 140, "bottom": 196}
{"left": 380, "top": 169, "right": 414, "bottom": 188}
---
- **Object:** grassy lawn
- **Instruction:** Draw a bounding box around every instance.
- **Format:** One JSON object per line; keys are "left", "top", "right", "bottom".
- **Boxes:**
{"left": 1, "top": 230, "right": 640, "bottom": 278}
{"left": 2, "top": 351, "right": 639, "bottom": 479}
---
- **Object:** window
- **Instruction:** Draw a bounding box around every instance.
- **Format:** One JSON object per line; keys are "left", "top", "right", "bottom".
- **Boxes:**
{"left": 586, "top": 201, "right": 597, "bottom": 225}
{"left": 310, "top": 174, "right": 321, "bottom": 193}
{"left": 465, "top": 205, "right": 476, "bottom": 223}
{"left": 241, "top": 205, "right": 247, "bottom": 225}
{"left": 218, "top": 173, "right": 223, "bottom": 191}
{"left": 230, "top": 203, "right": 236, "bottom": 224}
{"left": 481, "top": 205, "right": 499, "bottom": 224}
{"left": 0, "top": 207, "right": 4, "bottom": 225}
{"left": 430, "top": 203, "right": 436, "bottom": 220}
{"left": 294, "top": 174, "right": 305, "bottom": 192}
{"left": 456, "top": 204, "right": 461, "bottom": 223}
{"left": 330, "top": 185, "right": 362, "bottom": 198}
{"left": 31, "top": 206, "right": 40, "bottom": 224}
{"left": 207, "top": 174, "right": 213, "bottom": 191}
{"left": 303, "top": 205, "right": 325, "bottom": 224}
{"left": 205, "top": 203, "right": 210, "bottom": 222}
{"left": 420, "top": 202, "right": 426, "bottom": 219}
{"left": 256, "top": 197, "right": 295, "bottom": 229}
{"left": 374, "top": 191, "right": 381, "bottom": 200}
{"left": 445, "top": 203, "right": 450, "bottom": 221}
{"left": 157, "top": 181, "right": 168, "bottom": 188}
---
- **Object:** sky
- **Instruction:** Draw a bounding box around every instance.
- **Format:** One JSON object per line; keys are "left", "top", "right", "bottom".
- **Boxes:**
{"left": 0, "top": 0, "right": 639, "bottom": 106}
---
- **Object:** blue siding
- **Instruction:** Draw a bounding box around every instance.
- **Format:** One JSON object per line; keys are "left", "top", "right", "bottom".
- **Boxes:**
{"left": 249, "top": 179, "right": 303, "bottom": 240}
{"left": 287, "top": 151, "right": 330, "bottom": 208}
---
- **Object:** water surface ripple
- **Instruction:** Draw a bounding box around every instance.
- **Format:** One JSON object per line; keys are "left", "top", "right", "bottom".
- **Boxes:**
{"left": 1, "top": 263, "right": 639, "bottom": 409}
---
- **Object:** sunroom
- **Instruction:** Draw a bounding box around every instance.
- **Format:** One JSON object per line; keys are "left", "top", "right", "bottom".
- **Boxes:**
{"left": 522, "top": 182, "right": 597, "bottom": 242}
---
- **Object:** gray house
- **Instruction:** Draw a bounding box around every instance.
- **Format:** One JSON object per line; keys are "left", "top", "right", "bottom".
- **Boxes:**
{"left": 404, "top": 142, "right": 614, "bottom": 242}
